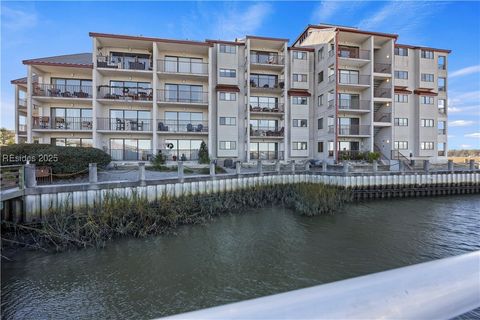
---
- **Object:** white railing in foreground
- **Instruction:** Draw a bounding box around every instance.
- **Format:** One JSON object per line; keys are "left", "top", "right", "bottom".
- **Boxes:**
{"left": 162, "top": 251, "right": 480, "bottom": 319}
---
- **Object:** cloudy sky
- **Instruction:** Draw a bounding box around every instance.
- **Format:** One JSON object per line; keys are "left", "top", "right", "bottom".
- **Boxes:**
{"left": 1, "top": 1, "right": 479, "bottom": 149}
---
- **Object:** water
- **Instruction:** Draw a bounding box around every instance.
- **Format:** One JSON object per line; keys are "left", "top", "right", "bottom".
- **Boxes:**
{"left": 2, "top": 195, "right": 479, "bottom": 319}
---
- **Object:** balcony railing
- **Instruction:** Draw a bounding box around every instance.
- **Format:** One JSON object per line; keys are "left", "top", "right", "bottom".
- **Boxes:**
{"left": 438, "top": 150, "right": 446, "bottom": 156}
{"left": 328, "top": 74, "right": 335, "bottom": 83}
{"left": 250, "top": 102, "right": 284, "bottom": 113}
{"left": 33, "top": 84, "right": 92, "bottom": 98}
{"left": 32, "top": 116, "right": 93, "bottom": 130}
{"left": 157, "top": 59, "right": 208, "bottom": 75}
{"left": 250, "top": 126, "right": 284, "bottom": 137}
{"left": 109, "top": 149, "right": 152, "bottom": 161}
{"left": 328, "top": 99, "right": 335, "bottom": 109}
{"left": 338, "top": 49, "right": 370, "bottom": 60}
{"left": 157, "top": 120, "right": 208, "bottom": 133}
{"left": 374, "top": 63, "right": 392, "bottom": 74}
{"left": 374, "top": 87, "right": 392, "bottom": 98}
{"left": 97, "top": 118, "right": 152, "bottom": 131}
{"left": 338, "top": 74, "right": 370, "bottom": 85}
{"left": 159, "top": 149, "right": 200, "bottom": 161}
{"left": 97, "top": 86, "right": 153, "bottom": 101}
{"left": 338, "top": 99, "right": 370, "bottom": 111}
{"left": 250, "top": 151, "right": 283, "bottom": 161}
{"left": 328, "top": 50, "right": 334, "bottom": 57}
{"left": 157, "top": 89, "right": 208, "bottom": 104}
{"left": 250, "top": 54, "right": 284, "bottom": 65}
{"left": 18, "top": 124, "right": 27, "bottom": 133}
{"left": 438, "top": 64, "right": 446, "bottom": 70}
{"left": 438, "top": 107, "right": 446, "bottom": 114}
{"left": 250, "top": 80, "right": 284, "bottom": 90}
{"left": 328, "top": 125, "right": 334, "bottom": 133}
{"left": 439, "top": 86, "right": 446, "bottom": 92}
{"left": 18, "top": 99, "right": 26, "bottom": 108}
{"left": 438, "top": 128, "right": 446, "bottom": 135}
{"left": 97, "top": 55, "right": 152, "bottom": 71}
{"left": 338, "top": 125, "right": 370, "bottom": 136}
{"left": 374, "top": 112, "right": 392, "bottom": 122}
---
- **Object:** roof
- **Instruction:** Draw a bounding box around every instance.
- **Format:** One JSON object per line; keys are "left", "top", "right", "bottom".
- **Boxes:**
{"left": 246, "top": 35, "right": 289, "bottom": 42}
{"left": 396, "top": 43, "right": 451, "bottom": 54}
{"left": 89, "top": 32, "right": 212, "bottom": 47}
{"left": 11, "top": 77, "right": 27, "bottom": 84}
{"left": 23, "top": 53, "right": 92, "bottom": 68}
{"left": 287, "top": 89, "right": 311, "bottom": 97}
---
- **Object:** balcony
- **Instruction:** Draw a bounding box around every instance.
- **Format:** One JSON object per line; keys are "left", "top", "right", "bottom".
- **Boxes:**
{"left": 438, "top": 128, "right": 446, "bottom": 135}
{"left": 338, "top": 75, "right": 370, "bottom": 86}
{"left": 157, "top": 59, "right": 208, "bottom": 76}
{"left": 160, "top": 149, "right": 200, "bottom": 161}
{"left": 249, "top": 102, "right": 284, "bottom": 113}
{"left": 374, "top": 88, "right": 392, "bottom": 99}
{"left": 338, "top": 49, "right": 370, "bottom": 60}
{"left": 249, "top": 80, "right": 284, "bottom": 92}
{"left": 157, "top": 89, "right": 208, "bottom": 105}
{"left": 250, "top": 53, "right": 284, "bottom": 66}
{"left": 374, "top": 63, "right": 392, "bottom": 74}
{"left": 328, "top": 74, "right": 335, "bottom": 83}
{"left": 374, "top": 112, "right": 392, "bottom": 123}
{"left": 338, "top": 99, "right": 370, "bottom": 111}
{"left": 97, "top": 86, "right": 153, "bottom": 102}
{"left": 328, "top": 125, "right": 334, "bottom": 134}
{"left": 97, "top": 55, "right": 152, "bottom": 71}
{"left": 438, "top": 150, "right": 446, "bottom": 156}
{"left": 250, "top": 126, "right": 284, "bottom": 137}
{"left": 32, "top": 116, "right": 92, "bottom": 130}
{"left": 18, "top": 124, "right": 27, "bottom": 134}
{"left": 18, "top": 99, "right": 27, "bottom": 109}
{"left": 33, "top": 84, "right": 92, "bottom": 99}
{"left": 438, "top": 107, "right": 446, "bottom": 115}
{"left": 109, "top": 149, "right": 152, "bottom": 161}
{"left": 157, "top": 120, "right": 208, "bottom": 133}
{"left": 328, "top": 99, "right": 335, "bottom": 109}
{"left": 338, "top": 125, "right": 370, "bottom": 136}
{"left": 97, "top": 118, "right": 152, "bottom": 131}
{"left": 438, "top": 64, "right": 446, "bottom": 70}
{"left": 250, "top": 151, "right": 283, "bottom": 161}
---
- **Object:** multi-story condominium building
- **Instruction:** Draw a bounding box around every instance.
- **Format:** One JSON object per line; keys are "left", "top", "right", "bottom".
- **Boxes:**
{"left": 11, "top": 24, "right": 450, "bottom": 163}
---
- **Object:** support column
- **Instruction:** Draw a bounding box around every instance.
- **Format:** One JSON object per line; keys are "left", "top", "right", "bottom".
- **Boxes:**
{"left": 291, "top": 161, "right": 295, "bottom": 174}
{"left": 447, "top": 160, "right": 454, "bottom": 172}
{"left": 322, "top": 160, "right": 328, "bottom": 173}
{"left": 138, "top": 162, "right": 146, "bottom": 186}
{"left": 24, "top": 164, "right": 37, "bottom": 188}
{"left": 275, "top": 160, "right": 281, "bottom": 173}
{"left": 423, "top": 160, "right": 430, "bottom": 173}
{"left": 372, "top": 160, "right": 378, "bottom": 173}
{"left": 210, "top": 161, "right": 216, "bottom": 177}
{"left": 235, "top": 161, "right": 241, "bottom": 175}
{"left": 178, "top": 161, "right": 184, "bottom": 182}
{"left": 257, "top": 160, "right": 263, "bottom": 175}
{"left": 469, "top": 159, "right": 476, "bottom": 171}
{"left": 343, "top": 163, "right": 349, "bottom": 175}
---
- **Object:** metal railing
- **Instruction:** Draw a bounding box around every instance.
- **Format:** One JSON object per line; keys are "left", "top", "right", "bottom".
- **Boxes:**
{"left": 328, "top": 125, "right": 334, "bottom": 133}
{"left": 249, "top": 80, "right": 284, "bottom": 90}
{"left": 109, "top": 149, "right": 152, "bottom": 161}
{"left": 338, "top": 49, "right": 370, "bottom": 60}
{"left": 97, "top": 118, "right": 152, "bottom": 131}
{"left": 157, "top": 89, "right": 208, "bottom": 104}
{"left": 374, "top": 62, "right": 392, "bottom": 73}
{"left": 163, "top": 251, "right": 480, "bottom": 320}
{"left": 33, "top": 84, "right": 92, "bottom": 98}
{"left": 32, "top": 116, "right": 93, "bottom": 130}
{"left": 18, "top": 124, "right": 27, "bottom": 133}
{"left": 250, "top": 102, "right": 284, "bottom": 113}
{"left": 97, "top": 86, "right": 153, "bottom": 101}
{"left": 338, "top": 99, "right": 370, "bottom": 111}
{"left": 157, "top": 59, "right": 208, "bottom": 75}
{"left": 374, "top": 112, "right": 392, "bottom": 122}
{"left": 157, "top": 120, "right": 208, "bottom": 133}
{"left": 374, "top": 87, "right": 392, "bottom": 98}
{"left": 339, "top": 74, "right": 370, "bottom": 85}
{"left": 338, "top": 124, "right": 370, "bottom": 135}
{"left": 328, "top": 74, "right": 335, "bottom": 83}
{"left": 438, "top": 64, "right": 446, "bottom": 70}
{"left": 438, "top": 107, "right": 446, "bottom": 114}
{"left": 439, "top": 86, "right": 446, "bottom": 92}
{"left": 18, "top": 98, "right": 27, "bottom": 108}
{"left": 438, "top": 128, "right": 446, "bottom": 135}
{"left": 438, "top": 151, "right": 446, "bottom": 156}
{"left": 250, "top": 126, "right": 284, "bottom": 137}
{"left": 97, "top": 55, "right": 152, "bottom": 71}
{"left": 328, "top": 99, "right": 334, "bottom": 109}
{"left": 250, "top": 53, "right": 284, "bottom": 65}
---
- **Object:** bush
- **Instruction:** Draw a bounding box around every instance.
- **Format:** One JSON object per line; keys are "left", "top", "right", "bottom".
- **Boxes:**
{"left": 198, "top": 141, "right": 210, "bottom": 164}
{"left": 339, "top": 151, "right": 381, "bottom": 163}
{"left": 150, "top": 151, "right": 166, "bottom": 167}
{"left": 0, "top": 144, "right": 111, "bottom": 174}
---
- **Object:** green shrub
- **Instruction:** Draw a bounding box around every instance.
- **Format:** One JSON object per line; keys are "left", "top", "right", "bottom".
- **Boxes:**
{"left": 198, "top": 141, "right": 210, "bottom": 164}
{"left": 150, "top": 152, "right": 166, "bottom": 167}
{"left": 0, "top": 144, "right": 111, "bottom": 174}
{"left": 366, "top": 152, "right": 381, "bottom": 163}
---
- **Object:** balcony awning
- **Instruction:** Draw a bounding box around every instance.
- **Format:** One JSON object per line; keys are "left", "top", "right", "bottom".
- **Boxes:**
{"left": 414, "top": 88, "right": 438, "bottom": 96}
{"left": 394, "top": 86, "right": 412, "bottom": 94}
{"left": 215, "top": 85, "right": 240, "bottom": 92}
{"left": 288, "top": 89, "right": 311, "bottom": 97}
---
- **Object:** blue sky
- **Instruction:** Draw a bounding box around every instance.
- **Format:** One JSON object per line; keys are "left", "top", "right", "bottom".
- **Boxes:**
{"left": 1, "top": 1, "right": 479, "bottom": 149}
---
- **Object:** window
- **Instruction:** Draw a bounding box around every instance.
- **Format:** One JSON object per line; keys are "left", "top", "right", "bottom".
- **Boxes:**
{"left": 220, "top": 68, "right": 236, "bottom": 78}
{"left": 438, "top": 143, "right": 446, "bottom": 156}
{"left": 421, "top": 73, "right": 434, "bottom": 82}
{"left": 438, "top": 121, "right": 446, "bottom": 134}
{"left": 339, "top": 69, "right": 359, "bottom": 84}
{"left": 318, "top": 48, "right": 324, "bottom": 61}
{"left": 163, "top": 111, "right": 203, "bottom": 132}
{"left": 394, "top": 118, "right": 408, "bottom": 126}
{"left": 164, "top": 139, "right": 203, "bottom": 161}
{"left": 394, "top": 71, "right": 408, "bottom": 79}
{"left": 318, "top": 142, "right": 324, "bottom": 153}
{"left": 421, "top": 142, "right": 434, "bottom": 150}
{"left": 438, "top": 77, "right": 446, "bottom": 91}
{"left": 219, "top": 117, "right": 236, "bottom": 126}
{"left": 250, "top": 96, "right": 278, "bottom": 109}
{"left": 293, "top": 142, "right": 308, "bottom": 150}
{"left": 219, "top": 141, "right": 236, "bottom": 150}
{"left": 219, "top": 44, "right": 236, "bottom": 54}
{"left": 293, "top": 74, "right": 307, "bottom": 82}
{"left": 250, "top": 119, "right": 278, "bottom": 130}
{"left": 292, "top": 96, "right": 308, "bottom": 105}
{"left": 51, "top": 78, "right": 92, "bottom": 93}
{"left": 394, "top": 47, "right": 408, "bottom": 56}
{"left": 438, "top": 99, "right": 446, "bottom": 113}
{"left": 219, "top": 92, "right": 237, "bottom": 101}
{"left": 438, "top": 56, "right": 446, "bottom": 70}
{"left": 250, "top": 73, "right": 278, "bottom": 88}
{"left": 421, "top": 119, "right": 434, "bottom": 127}
{"left": 318, "top": 71, "right": 324, "bottom": 83}
{"left": 109, "top": 138, "right": 152, "bottom": 161}
{"left": 328, "top": 141, "right": 334, "bottom": 157}
{"left": 421, "top": 96, "right": 434, "bottom": 104}
{"left": 164, "top": 84, "right": 203, "bottom": 102}
{"left": 52, "top": 138, "right": 92, "bottom": 147}
{"left": 293, "top": 119, "right": 307, "bottom": 127}
{"left": 318, "top": 118, "right": 324, "bottom": 130}
{"left": 250, "top": 142, "right": 278, "bottom": 160}
{"left": 293, "top": 51, "right": 307, "bottom": 60}
{"left": 421, "top": 50, "right": 434, "bottom": 59}
{"left": 318, "top": 94, "right": 324, "bottom": 106}
{"left": 163, "top": 56, "right": 204, "bottom": 74}
{"left": 395, "top": 94, "right": 409, "bottom": 103}
{"left": 394, "top": 141, "right": 408, "bottom": 150}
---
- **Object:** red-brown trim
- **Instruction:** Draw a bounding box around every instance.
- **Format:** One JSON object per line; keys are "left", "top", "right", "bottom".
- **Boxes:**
{"left": 22, "top": 60, "right": 93, "bottom": 68}
{"left": 216, "top": 85, "right": 240, "bottom": 92}
{"left": 246, "top": 35, "right": 289, "bottom": 42}
{"left": 396, "top": 43, "right": 451, "bottom": 54}
{"left": 288, "top": 47, "right": 315, "bottom": 52}
{"left": 394, "top": 86, "right": 413, "bottom": 94}
{"left": 414, "top": 89, "right": 438, "bottom": 96}
{"left": 89, "top": 32, "right": 213, "bottom": 47}
{"left": 287, "top": 89, "right": 311, "bottom": 97}
{"left": 11, "top": 78, "right": 27, "bottom": 84}
{"left": 205, "top": 39, "right": 245, "bottom": 46}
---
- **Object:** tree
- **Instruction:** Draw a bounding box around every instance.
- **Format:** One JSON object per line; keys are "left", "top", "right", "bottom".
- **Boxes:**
{"left": 198, "top": 141, "right": 210, "bottom": 164}
{"left": 0, "top": 128, "right": 15, "bottom": 146}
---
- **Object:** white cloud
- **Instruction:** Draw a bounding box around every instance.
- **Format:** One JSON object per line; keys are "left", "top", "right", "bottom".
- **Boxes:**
{"left": 1, "top": 5, "right": 38, "bottom": 31}
{"left": 450, "top": 65, "right": 480, "bottom": 78}
{"left": 460, "top": 144, "right": 472, "bottom": 149}
{"left": 311, "top": 1, "right": 342, "bottom": 22}
{"left": 465, "top": 132, "right": 480, "bottom": 138}
{"left": 449, "top": 120, "right": 475, "bottom": 127}
{"left": 216, "top": 3, "right": 272, "bottom": 40}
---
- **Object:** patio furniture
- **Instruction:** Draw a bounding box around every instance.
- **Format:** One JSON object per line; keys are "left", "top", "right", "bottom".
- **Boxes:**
{"left": 48, "top": 88, "right": 61, "bottom": 97}
{"left": 129, "top": 61, "right": 145, "bottom": 70}
{"left": 74, "top": 91, "right": 89, "bottom": 98}
{"left": 187, "top": 123, "right": 194, "bottom": 132}
{"left": 115, "top": 118, "right": 125, "bottom": 130}
{"left": 195, "top": 124, "right": 204, "bottom": 132}
{"left": 81, "top": 121, "right": 92, "bottom": 130}
{"left": 158, "top": 122, "right": 168, "bottom": 131}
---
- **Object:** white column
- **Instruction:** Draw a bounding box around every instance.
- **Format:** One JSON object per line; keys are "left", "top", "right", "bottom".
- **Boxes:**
{"left": 26, "top": 65, "right": 33, "bottom": 143}
{"left": 207, "top": 46, "right": 214, "bottom": 160}
{"left": 91, "top": 37, "right": 99, "bottom": 148}
{"left": 14, "top": 85, "right": 19, "bottom": 143}
{"left": 152, "top": 42, "right": 158, "bottom": 155}
{"left": 283, "top": 41, "right": 289, "bottom": 161}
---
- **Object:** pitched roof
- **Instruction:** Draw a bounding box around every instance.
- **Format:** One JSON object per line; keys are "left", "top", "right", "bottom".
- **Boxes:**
{"left": 23, "top": 53, "right": 93, "bottom": 68}
{"left": 11, "top": 77, "right": 27, "bottom": 84}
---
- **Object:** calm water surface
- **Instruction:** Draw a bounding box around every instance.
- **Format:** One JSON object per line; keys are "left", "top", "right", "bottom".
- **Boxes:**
{"left": 2, "top": 195, "right": 479, "bottom": 319}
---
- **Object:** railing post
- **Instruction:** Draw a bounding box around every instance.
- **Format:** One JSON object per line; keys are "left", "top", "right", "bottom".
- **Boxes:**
{"left": 372, "top": 160, "right": 378, "bottom": 173}
{"left": 178, "top": 161, "right": 184, "bottom": 182}
{"left": 275, "top": 160, "right": 281, "bottom": 173}
{"left": 210, "top": 161, "right": 216, "bottom": 177}
{"left": 291, "top": 161, "right": 296, "bottom": 174}
{"left": 399, "top": 160, "right": 405, "bottom": 173}
{"left": 18, "top": 166, "right": 25, "bottom": 189}
{"left": 235, "top": 161, "right": 241, "bottom": 176}
{"left": 343, "top": 163, "right": 349, "bottom": 175}
{"left": 257, "top": 160, "right": 263, "bottom": 176}
{"left": 322, "top": 160, "right": 328, "bottom": 173}
{"left": 305, "top": 161, "right": 310, "bottom": 172}
{"left": 24, "top": 164, "right": 37, "bottom": 188}
{"left": 469, "top": 159, "right": 476, "bottom": 171}
{"left": 447, "top": 160, "right": 454, "bottom": 172}
{"left": 88, "top": 163, "right": 99, "bottom": 189}
{"left": 423, "top": 160, "right": 430, "bottom": 173}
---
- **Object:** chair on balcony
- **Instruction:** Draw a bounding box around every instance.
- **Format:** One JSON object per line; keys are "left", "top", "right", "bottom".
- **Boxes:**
{"left": 74, "top": 91, "right": 89, "bottom": 98}
{"left": 48, "top": 88, "right": 61, "bottom": 97}
{"left": 195, "top": 124, "right": 204, "bottom": 132}
{"left": 129, "top": 61, "right": 145, "bottom": 70}
{"left": 39, "top": 117, "right": 50, "bottom": 129}
{"left": 81, "top": 121, "right": 92, "bottom": 130}
{"left": 115, "top": 118, "right": 125, "bottom": 131}
{"left": 158, "top": 122, "right": 168, "bottom": 131}
{"left": 61, "top": 91, "right": 72, "bottom": 98}
{"left": 187, "top": 123, "right": 194, "bottom": 132}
